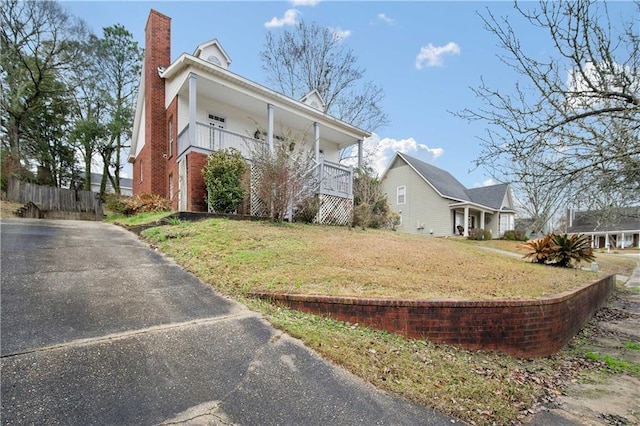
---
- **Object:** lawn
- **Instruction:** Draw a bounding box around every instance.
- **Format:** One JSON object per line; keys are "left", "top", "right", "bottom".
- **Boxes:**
{"left": 142, "top": 218, "right": 598, "bottom": 301}
{"left": 137, "top": 217, "right": 639, "bottom": 426}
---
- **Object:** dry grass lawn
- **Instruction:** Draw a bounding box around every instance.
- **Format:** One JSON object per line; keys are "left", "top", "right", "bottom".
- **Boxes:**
{"left": 144, "top": 219, "right": 601, "bottom": 300}
{"left": 0, "top": 200, "right": 22, "bottom": 218}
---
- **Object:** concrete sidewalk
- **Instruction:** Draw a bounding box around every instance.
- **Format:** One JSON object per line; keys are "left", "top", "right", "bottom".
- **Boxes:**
{"left": 1, "top": 219, "right": 454, "bottom": 425}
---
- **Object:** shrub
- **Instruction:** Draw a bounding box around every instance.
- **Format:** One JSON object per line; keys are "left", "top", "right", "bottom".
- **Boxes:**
{"left": 104, "top": 193, "right": 131, "bottom": 215}
{"left": 124, "top": 193, "right": 171, "bottom": 215}
{"left": 249, "top": 129, "right": 316, "bottom": 222}
{"left": 519, "top": 233, "right": 595, "bottom": 268}
{"left": 468, "top": 228, "right": 491, "bottom": 240}
{"left": 352, "top": 166, "right": 391, "bottom": 229}
{"left": 503, "top": 230, "right": 528, "bottom": 241}
{"left": 293, "top": 195, "right": 321, "bottom": 223}
{"left": 202, "top": 148, "right": 247, "bottom": 214}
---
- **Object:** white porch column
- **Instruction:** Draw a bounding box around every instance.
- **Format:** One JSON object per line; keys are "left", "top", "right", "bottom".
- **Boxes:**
{"left": 314, "top": 122, "right": 320, "bottom": 164}
{"left": 463, "top": 206, "right": 469, "bottom": 237}
{"left": 188, "top": 73, "right": 197, "bottom": 144}
{"left": 605, "top": 234, "right": 610, "bottom": 251}
{"left": 267, "top": 103, "right": 274, "bottom": 155}
{"left": 480, "top": 211, "right": 485, "bottom": 230}
{"left": 357, "top": 140, "right": 363, "bottom": 168}
{"left": 621, "top": 232, "right": 625, "bottom": 249}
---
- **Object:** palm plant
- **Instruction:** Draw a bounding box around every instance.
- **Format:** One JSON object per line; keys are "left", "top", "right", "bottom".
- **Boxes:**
{"left": 518, "top": 235, "right": 553, "bottom": 264}
{"left": 548, "top": 233, "right": 595, "bottom": 268}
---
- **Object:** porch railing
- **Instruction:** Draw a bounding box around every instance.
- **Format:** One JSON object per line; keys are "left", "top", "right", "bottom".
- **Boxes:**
{"left": 178, "top": 122, "right": 261, "bottom": 160}
{"left": 317, "top": 160, "right": 353, "bottom": 198}
{"left": 178, "top": 122, "right": 353, "bottom": 199}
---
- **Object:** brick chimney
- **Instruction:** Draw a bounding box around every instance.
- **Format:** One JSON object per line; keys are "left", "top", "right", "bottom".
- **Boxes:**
{"left": 133, "top": 9, "right": 171, "bottom": 196}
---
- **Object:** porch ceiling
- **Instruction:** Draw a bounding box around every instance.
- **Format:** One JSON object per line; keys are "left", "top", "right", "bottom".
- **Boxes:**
{"left": 174, "top": 66, "right": 366, "bottom": 150}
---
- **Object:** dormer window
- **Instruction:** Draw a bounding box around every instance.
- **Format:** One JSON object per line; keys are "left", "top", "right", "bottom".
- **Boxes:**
{"left": 206, "top": 55, "right": 222, "bottom": 67}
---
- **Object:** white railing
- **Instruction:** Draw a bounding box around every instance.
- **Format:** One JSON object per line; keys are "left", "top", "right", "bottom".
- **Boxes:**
{"left": 178, "top": 122, "right": 353, "bottom": 199}
{"left": 318, "top": 160, "right": 353, "bottom": 198}
{"left": 178, "top": 122, "right": 262, "bottom": 159}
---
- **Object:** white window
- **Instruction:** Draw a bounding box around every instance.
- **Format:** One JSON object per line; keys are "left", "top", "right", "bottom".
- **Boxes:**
{"left": 397, "top": 186, "right": 406, "bottom": 205}
{"left": 169, "top": 173, "right": 174, "bottom": 200}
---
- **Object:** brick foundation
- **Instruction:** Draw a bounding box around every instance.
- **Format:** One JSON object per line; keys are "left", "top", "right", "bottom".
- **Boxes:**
{"left": 186, "top": 152, "right": 208, "bottom": 212}
{"left": 250, "top": 274, "right": 615, "bottom": 358}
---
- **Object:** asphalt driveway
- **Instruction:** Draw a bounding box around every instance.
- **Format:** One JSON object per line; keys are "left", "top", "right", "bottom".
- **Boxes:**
{"left": 0, "top": 218, "right": 453, "bottom": 425}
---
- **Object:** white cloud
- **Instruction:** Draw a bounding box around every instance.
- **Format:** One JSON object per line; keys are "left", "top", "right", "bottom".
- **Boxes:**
{"left": 472, "top": 178, "right": 498, "bottom": 188}
{"left": 291, "top": 0, "right": 320, "bottom": 6}
{"left": 343, "top": 133, "right": 444, "bottom": 176}
{"left": 330, "top": 27, "right": 351, "bottom": 41}
{"left": 264, "top": 9, "right": 299, "bottom": 28}
{"left": 377, "top": 13, "right": 395, "bottom": 25}
{"left": 415, "top": 42, "right": 461, "bottom": 69}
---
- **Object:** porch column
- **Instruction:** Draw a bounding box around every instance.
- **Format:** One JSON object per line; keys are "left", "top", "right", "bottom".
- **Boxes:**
{"left": 463, "top": 206, "right": 469, "bottom": 237}
{"left": 314, "top": 122, "right": 320, "bottom": 164}
{"left": 621, "top": 232, "right": 625, "bottom": 249}
{"left": 480, "top": 211, "right": 485, "bottom": 230}
{"left": 357, "top": 140, "right": 363, "bottom": 168}
{"left": 605, "top": 234, "right": 610, "bottom": 251}
{"left": 188, "top": 73, "right": 197, "bottom": 144}
{"left": 267, "top": 103, "right": 274, "bottom": 155}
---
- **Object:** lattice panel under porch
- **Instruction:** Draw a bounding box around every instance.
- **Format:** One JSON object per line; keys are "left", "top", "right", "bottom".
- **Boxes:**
{"left": 249, "top": 164, "right": 268, "bottom": 217}
{"left": 317, "top": 194, "right": 353, "bottom": 226}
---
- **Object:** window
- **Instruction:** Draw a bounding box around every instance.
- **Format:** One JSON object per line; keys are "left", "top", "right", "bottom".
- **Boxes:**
{"left": 397, "top": 186, "right": 406, "bottom": 205}
{"left": 168, "top": 117, "right": 174, "bottom": 157}
{"left": 169, "top": 173, "right": 174, "bottom": 200}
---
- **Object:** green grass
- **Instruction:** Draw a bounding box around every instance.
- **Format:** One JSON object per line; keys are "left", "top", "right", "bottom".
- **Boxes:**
{"left": 623, "top": 341, "right": 640, "bottom": 351}
{"left": 106, "top": 211, "right": 173, "bottom": 226}
{"left": 586, "top": 352, "right": 640, "bottom": 376}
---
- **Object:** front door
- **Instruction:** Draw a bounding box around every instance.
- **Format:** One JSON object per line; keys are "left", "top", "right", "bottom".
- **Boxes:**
{"left": 208, "top": 113, "right": 226, "bottom": 150}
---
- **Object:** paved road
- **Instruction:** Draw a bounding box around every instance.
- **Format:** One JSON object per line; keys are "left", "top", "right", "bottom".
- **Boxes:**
{"left": 0, "top": 219, "right": 454, "bottom": 425}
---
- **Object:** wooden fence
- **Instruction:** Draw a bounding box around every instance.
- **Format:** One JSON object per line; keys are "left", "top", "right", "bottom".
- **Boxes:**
{"left": 6, "top": 177, "right": 103, "bottom": 220}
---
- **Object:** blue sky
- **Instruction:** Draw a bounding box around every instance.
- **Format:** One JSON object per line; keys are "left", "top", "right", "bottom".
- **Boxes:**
{"left": 62, "top": 0, "right": 634, "bottom": 188}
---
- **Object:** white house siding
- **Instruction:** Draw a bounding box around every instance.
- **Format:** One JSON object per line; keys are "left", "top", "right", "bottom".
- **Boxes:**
{"left": 133, "top": 103, "right": 145, "bottom": 157}
{"left": 383, "top": 162, "right": 454, "bottom": 236}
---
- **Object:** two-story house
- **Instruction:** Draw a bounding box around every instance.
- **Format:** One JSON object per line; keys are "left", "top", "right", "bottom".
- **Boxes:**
{"left": 129, "top": 10, "right": 370, "bottom": 224}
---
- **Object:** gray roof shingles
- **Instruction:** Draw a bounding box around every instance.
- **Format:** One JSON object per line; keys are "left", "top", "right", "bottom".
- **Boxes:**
{"left": 397, "top": 153, "right": 508, "bottom": 210}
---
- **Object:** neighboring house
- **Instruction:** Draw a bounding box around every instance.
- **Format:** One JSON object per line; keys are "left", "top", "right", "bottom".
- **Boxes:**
{"left": 381, "top": 152, "right": 516, "bottom": 238}
{"left": 567, "top": 208, "right": 640, "bottom": 249}
{"left": 128, "top": 10, "right": 370, "bottom": 224}
{"left": 90, "top": 173, "right": 133, "bottom": 196}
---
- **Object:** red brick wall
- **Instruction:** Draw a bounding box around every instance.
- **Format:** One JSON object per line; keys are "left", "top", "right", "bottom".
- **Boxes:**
{"left": 133, "top": 9, "right": 171, "bottom": 197}
{"left": 186, "top": 152, "right": 208, "bottom": 212}
{"left": 250, "top": 275, "right": 615, "bottom": 358}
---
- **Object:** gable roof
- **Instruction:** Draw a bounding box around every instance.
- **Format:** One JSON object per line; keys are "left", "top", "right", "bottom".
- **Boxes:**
{"left": 193, "top": 38, "right": 232, "bottom": 67}
{"left": 398, "top": 152, "right": 469, "bottom": 201}
{"left": 385, "top": 152, "right": 511, "bottom": 211}
{"left": 467, "top": 183, "right": 510, "bottom": 210}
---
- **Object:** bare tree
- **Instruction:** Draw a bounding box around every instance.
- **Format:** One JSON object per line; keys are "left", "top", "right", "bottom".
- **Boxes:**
{"left": 261, "top": 20, "right": 388, "bottom": 132}
{"left": 457, "top": 1, "right": 640, "bottom": 214}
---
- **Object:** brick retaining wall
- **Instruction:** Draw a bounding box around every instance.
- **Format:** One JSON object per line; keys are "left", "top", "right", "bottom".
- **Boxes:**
{"left": 250, "top": 274, "right": 615, "bottom": 358}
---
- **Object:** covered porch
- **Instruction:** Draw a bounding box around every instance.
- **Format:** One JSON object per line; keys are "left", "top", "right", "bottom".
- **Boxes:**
{"left": 450, "top": 203, "right": 515, "bottom": 238}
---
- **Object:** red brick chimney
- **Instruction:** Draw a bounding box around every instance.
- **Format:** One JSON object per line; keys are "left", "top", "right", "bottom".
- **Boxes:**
{"left": 133, "top": 9, "right": 171, "bottom": 196}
